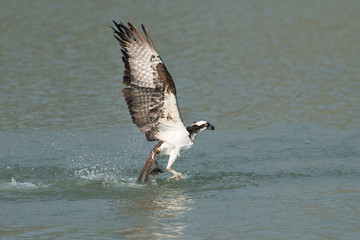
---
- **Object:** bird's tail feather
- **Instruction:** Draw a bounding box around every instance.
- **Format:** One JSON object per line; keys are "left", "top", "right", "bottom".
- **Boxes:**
{"left": 138, "top": 141, "right": 163, "bottom": 182}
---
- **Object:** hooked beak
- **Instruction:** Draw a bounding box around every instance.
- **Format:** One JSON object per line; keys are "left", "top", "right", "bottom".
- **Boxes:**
{"left": 207, "top": 123, "right": 215, "bottom": 131}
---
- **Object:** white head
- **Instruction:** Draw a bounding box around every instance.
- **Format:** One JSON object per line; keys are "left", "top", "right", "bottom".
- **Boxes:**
{"left": 187, "top": 120, "right": 215, "bottom": 141}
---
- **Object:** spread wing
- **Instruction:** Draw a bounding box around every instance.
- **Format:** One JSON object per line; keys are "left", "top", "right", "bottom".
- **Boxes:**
{"left": 111, "top": 21, "right": 187, "bottom": 141}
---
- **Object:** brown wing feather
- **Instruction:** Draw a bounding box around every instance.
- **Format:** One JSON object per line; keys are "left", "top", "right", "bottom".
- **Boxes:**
{"left": 112, "top": 21, "right": 186, "bottom": 141}
{"left": 122, "top": 87, "right": 163, "bottom": 132}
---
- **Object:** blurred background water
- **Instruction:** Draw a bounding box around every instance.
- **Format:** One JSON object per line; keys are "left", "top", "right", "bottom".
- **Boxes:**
{"left": 0, "top": 0, "right": 359, "bottom": 239}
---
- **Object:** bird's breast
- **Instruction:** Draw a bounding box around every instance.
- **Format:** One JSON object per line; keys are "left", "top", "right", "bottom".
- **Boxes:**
{"left": 160, "top": 136, "right": 193, "bottom": 156}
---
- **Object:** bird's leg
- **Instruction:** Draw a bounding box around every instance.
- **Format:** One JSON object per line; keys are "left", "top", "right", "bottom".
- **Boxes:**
{"left": 155, "top": 160, "right": 165, "bottom": 172}
{"left": 166, "top": 152, "right": 183, "bottom": 180}
{"left": 150, "top": 159, "right": 165, "bottom": 175}
{"left": 169, "top": 169, "right": 183, "bottom": 180}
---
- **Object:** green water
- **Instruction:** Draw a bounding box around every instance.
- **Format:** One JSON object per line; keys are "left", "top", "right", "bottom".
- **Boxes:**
{"left": 1, "top": 0, "right": 359, "bottom": 239}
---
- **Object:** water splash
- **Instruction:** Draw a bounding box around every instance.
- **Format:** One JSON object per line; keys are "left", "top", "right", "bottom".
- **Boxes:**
{"left": 0, "top": 177, "right": 46, "bottom": 190}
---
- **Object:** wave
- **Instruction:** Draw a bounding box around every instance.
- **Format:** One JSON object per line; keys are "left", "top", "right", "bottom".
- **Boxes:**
{"left": 0, "top": 177, "right": 47, "bottom": 190}
{"left": 1, "top": 162, "right": 359, "bottom": 195}
{"left": 0, "top": 164, "right": 144, "bottom": 193}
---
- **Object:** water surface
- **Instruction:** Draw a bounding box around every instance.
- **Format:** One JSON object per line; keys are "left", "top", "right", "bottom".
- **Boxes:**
{"left": 1, "top": 0, "right": 359, "bottom": 239}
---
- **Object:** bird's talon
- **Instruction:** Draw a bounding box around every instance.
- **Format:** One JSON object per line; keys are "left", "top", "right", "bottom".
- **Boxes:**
{"left": 172, "top": 172, "right": 183, "bottom": 180}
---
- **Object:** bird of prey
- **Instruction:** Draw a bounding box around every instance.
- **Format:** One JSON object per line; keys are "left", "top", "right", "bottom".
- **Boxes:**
{"left": 111, "top": 21, "right": 214, "bottom": 182}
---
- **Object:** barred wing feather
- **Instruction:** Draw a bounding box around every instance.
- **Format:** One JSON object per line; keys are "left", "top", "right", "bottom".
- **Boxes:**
{"left": 111, "top": 21, "right": 187, "bottom": 141}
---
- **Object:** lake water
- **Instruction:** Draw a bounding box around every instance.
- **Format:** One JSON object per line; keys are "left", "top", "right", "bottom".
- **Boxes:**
{"left": 1, "top": 0, "right": 359, "bottom": 239}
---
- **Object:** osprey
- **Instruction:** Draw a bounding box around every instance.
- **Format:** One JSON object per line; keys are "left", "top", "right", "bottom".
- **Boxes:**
{"left": 111, "top": 21, "right": 215, "bottom": 182}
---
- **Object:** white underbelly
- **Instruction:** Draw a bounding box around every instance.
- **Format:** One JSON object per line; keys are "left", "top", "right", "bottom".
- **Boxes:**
{"left": 159, "top": 138, "right": 193, "bottom": 157}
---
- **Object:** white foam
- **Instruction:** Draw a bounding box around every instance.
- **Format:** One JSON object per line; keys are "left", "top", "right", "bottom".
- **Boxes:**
{"left": 74, "top": 167, "right": 113, "bottom": 181}
{"left": 0, "top": 178, "right": 41, "bottom": 190}
{"left": 74, "top": 167, "right": 145, "bottom": 188}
